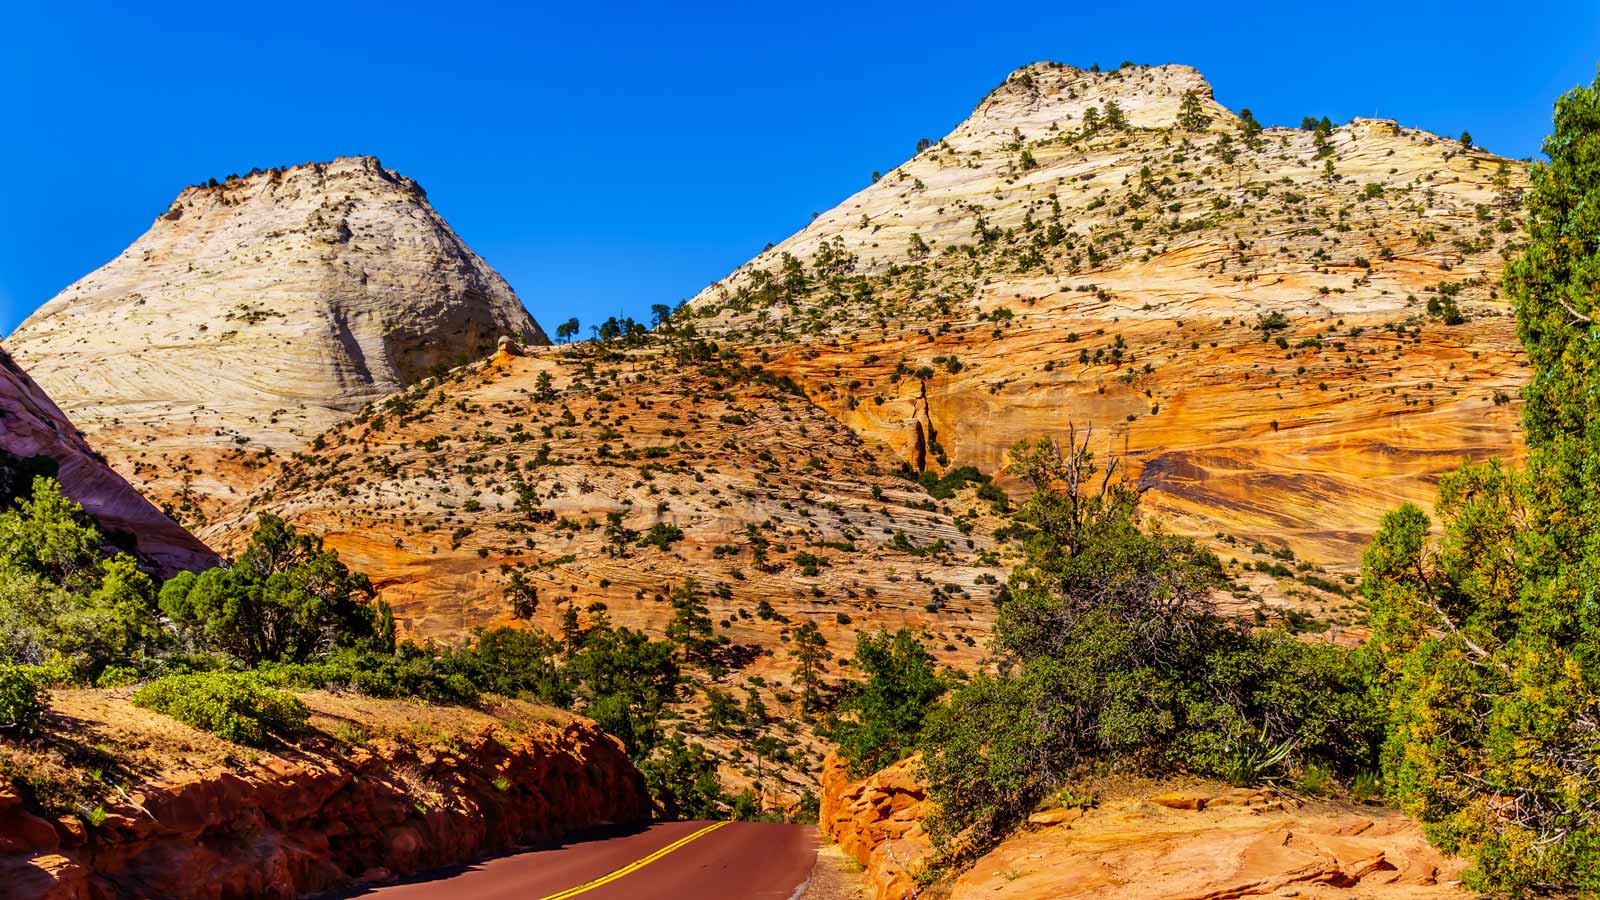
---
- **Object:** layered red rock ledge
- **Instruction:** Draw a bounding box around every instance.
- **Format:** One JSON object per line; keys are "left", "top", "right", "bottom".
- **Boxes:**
{"left": 0, "top": 694, "right": 649, "bottom": 900}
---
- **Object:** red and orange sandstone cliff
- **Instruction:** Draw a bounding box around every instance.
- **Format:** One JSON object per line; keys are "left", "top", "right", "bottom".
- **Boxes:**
{"left": 0, "top": 691, "right": 649, "bottom": 900}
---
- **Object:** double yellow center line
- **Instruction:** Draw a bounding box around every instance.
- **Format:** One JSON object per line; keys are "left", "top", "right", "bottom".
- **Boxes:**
{"left": 536, "top": 821, "right": 731, "bottom": 900}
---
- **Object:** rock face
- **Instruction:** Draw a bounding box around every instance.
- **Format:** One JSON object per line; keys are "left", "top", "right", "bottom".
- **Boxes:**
{"left": 687, "top": 62, "right": 1528, "bottom": 580}
{"left": 0, "top": 346, "right": 214, "bottom": 575}
{"left": 7, "top": 156, "right": 546, "bottom": 526}
{"left": 818, "top": 753, "right": 1470, "bottom": 900}
{"left": 0, "top": 692, "right": 649, "bottom": 900}
{"left": 819, "top": 753, "right": 932, "bottom": 900}
{"left": 949, "top": 793, "right": 1470, "bottom": 900}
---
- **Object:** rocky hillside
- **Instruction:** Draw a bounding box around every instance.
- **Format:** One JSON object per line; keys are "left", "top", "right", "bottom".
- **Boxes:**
{"left": 206, "top": 338, "right": 1000, "bottom": 673}
{"left": 0, "top": 689, "right": 648, "bottom": 899}
{"left": 7, "top": 156, "right": 545, "bottom": 528}
{"left": 687, "top": 62, "right": 1528, "bottom": 574}
{"left": 197, "top": 338, "right": 1002, "bottom": 805}
{"left": 0, "top": 346, "right": 214, "bottom": 576}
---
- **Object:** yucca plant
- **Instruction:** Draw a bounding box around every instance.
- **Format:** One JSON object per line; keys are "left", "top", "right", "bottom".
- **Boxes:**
{"left": 1225, "top": 723, "right": 1295, "bottom": 787}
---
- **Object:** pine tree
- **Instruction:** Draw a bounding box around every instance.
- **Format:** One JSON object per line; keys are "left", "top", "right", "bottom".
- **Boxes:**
{"left": 791, "top": 620, "right": 827, "bottom": 714}
{"left": 1237, "top": 108, "right": 1264, "bottom": 149}
{"left": 1177, "top": 89, "right": 1211, "bottom": 132}
{"left": 1103, "top": 100, "right": 1127, "bottom": 130}
{"left": 666, "top": 577, "right": 715, "bottom": 666}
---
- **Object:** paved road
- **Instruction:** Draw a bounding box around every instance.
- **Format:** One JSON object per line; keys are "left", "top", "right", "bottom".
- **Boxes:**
{"left": 350, "top": 820, "right": 819, "bottom": 900}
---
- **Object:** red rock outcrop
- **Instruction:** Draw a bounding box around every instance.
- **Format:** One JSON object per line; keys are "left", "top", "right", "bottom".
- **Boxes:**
{"left": 819, "top": 754, "right": 1471, "bottom": 900}
{"left": 0, "top": 346, "right": 215, "bottom": 576}
{"left": 0, "top": 710, "right": 649, "bottom": 900}
{"left": 819, "top": 752, "right": 933, "bottom": 900}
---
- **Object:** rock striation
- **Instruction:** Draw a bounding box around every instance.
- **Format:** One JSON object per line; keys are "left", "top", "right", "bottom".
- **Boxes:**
{"left": 819, "top": 752, "right": 932, "bottom": 900}
{"left": 7, "top": 156, "right": 546, "bottom": 526}
{"left": 0, "top": 345, "right": 214, "bottom": 575}
{"left": 687, "top": 62, "right": 1529, "bottom": 583}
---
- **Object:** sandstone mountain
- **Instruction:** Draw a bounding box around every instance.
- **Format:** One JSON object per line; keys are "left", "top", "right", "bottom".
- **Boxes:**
{"left": 688, "top": 62, "right": 1528, "bottom": 585}
{"left": 0, "top": 345, "right": 214, "bottom": 576}
{"left": 7, "top": 156, "right": 546, "bottom": 528}
{"left": 137, "top": 60, "right": 1531, "bottom": 753}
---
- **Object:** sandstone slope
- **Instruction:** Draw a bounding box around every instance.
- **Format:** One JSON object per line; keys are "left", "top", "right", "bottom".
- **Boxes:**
{"left": 0, "top": 346, "right": 214, "bottom": 576}
{"left": 7, "top": 156, "right": 546, "bottom": 528}
{"left": 819, "top": 753, "right": 1470, "bottom": 900}
{"left": 205, "top": 342, "right": 1000, "bottom": 663}
{"left": 688, "top": 62, "right": 1528, "bottom": 578}
{"left": 0, "top": 689, "right": 648, "bottom": 900}
{"left": 199, "top": 339, "right": 1004, "bottom": 803}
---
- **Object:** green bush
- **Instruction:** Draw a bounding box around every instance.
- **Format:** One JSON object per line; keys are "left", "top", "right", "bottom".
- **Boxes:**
{"left": 829, "top": 628, "right": 944, "bottom": 776}
{"left": 0, "top": 663, "right": 46, "bottom": 735}
{"left": 917, "top": 436, "right": 1380, "bottom": 855}
{"left": 132, "top": 673, "right": 308, "bottom": 746}
{"left": 159, "top": 514, "right": 391, "bottom": 667}
{"left": 255, "top": 644, "right": 480, "bottom": 706}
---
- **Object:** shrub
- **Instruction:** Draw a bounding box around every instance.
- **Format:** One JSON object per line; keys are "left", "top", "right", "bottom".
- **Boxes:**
{"left": 255, "top": 645, "right": 480, "bottom": 706}
{"left": 133, "top": 672, "right": 308, "bottom": 746}
{"left": 829, "top": 628, "right": 944, "bottom": 775}
{"left": 638, "top": 736, "right": 728, "bottom": 820}
{"left": 0, "top": 663, "right": 46, "bottom": 735}
{"left": 917, "top": 434, "right": 1379, "bottom": 855}
{"left": 159, "top": 514, "right": 391, "bottom": 666}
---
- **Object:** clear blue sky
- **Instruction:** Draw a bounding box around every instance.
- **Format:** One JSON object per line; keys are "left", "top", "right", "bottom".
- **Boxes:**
{"left": 3, "top": 1, "right": 1596, "bottom": 335}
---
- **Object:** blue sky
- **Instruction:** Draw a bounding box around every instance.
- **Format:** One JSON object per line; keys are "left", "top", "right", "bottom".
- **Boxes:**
{"left": 3, "top": 1, "right": 1596, "bottom": 336}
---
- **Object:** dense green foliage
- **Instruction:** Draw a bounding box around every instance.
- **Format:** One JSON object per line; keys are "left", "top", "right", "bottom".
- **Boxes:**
{"left": 1361, "top": 72, "right": 1600, "bottom": 897}
{"left": 160, "top": 514, "right": 391, "bottom": 665}
{"left": 917, "top": 436, "right": 1380, "bottom": 854}
{"left": 0, "top": 663, "right": 47, "bottom": 735}
{"left": 133, "top": 672, "right": 309, "bottom": 746}
{"left": 0, "top": 478, "right": 164, "bottom": 681}
{"left": 828, "top": 628, "right": 944, "bottom": 776}
{"left": 639, "top": 736, "right": 729, "bottom": 820}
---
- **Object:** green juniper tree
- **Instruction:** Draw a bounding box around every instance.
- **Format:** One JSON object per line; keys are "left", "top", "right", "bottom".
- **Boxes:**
{"left": 829, "top": 627, "right": 944, "bottom": 775}
{"left": 1363, "top": 71, "right": 1600, "bottom": 896}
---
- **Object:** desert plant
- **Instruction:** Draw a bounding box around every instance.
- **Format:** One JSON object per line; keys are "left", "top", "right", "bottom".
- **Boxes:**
{"left": 0, "top": 663, "right": 46, "bottom": 735}
{"left": 132, "top": 672, "right": 308, "bottom": 747}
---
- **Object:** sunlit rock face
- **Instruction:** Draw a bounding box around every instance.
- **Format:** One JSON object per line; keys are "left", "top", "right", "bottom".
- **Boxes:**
{"left": 8, "top": 155, "right": 545, "bottom": 526}
{"left": 0, "top": 345, "right": 215, "bottom": 576}
{"left": 687, "top": 62, "right": 1528, "bottom": 576}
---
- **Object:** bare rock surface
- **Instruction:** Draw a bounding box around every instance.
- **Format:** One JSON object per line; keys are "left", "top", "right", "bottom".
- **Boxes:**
{"left": 7, "top": 156, "right": 545, "bottom": 527}
{"left": 818, "top": 752, "right": 1471, "bottom": 900}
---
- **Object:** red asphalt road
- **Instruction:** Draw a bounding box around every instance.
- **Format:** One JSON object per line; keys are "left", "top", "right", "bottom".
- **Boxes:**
{"left": 352, "top": 821, "right": 819, "bottom": 900}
